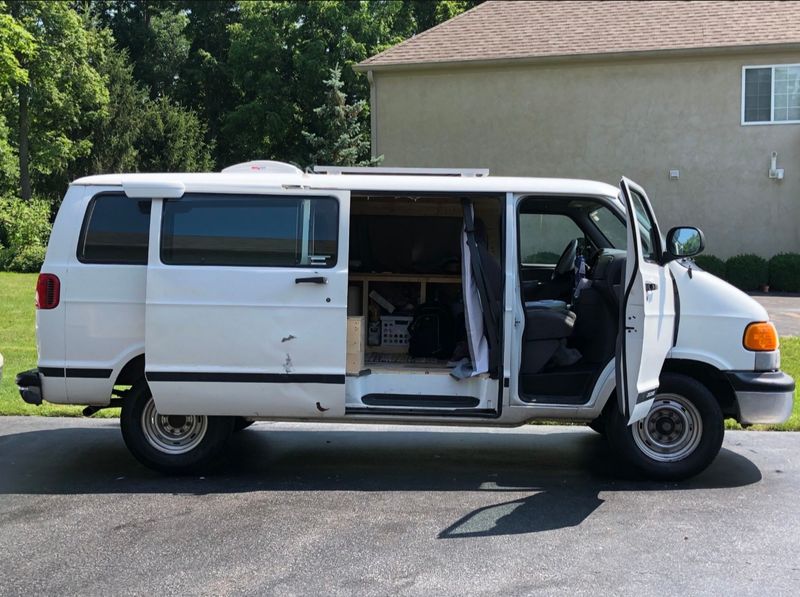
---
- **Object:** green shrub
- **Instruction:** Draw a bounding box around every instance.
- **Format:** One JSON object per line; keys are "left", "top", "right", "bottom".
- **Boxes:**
{"left": 725, "top": 254, "right": 768, "bottom": 291}
{"left": 4, "top": 244, "right": 46, "bottom": 272}
{"left": 693, "top": 254, "right": 726, "bottom": 279}
{"left": 524, "top": 251, "right": 561, "bottom": 264}
{"left": 769, "top": 253, "right": 800, "bottom": 292}
{"left": 0, "top": 198, "right": 51, "bottom": 272}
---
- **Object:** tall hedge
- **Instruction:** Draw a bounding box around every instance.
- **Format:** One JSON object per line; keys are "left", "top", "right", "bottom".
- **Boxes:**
{"left": 769, "top": 253, "right": 800, "bottom": 292}
{"left": 725, "top": 254, "right": 768, "bottom": 291}
{"left": 692, "top": 254, "right": 726, "bottom": 279}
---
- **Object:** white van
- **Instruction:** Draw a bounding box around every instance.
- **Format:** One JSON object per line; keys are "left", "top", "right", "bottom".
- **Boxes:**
{"left": 16, "top": 162, "right": 794, "bottom": 479}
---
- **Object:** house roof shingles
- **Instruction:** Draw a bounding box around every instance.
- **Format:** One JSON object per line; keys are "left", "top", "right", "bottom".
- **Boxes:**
{"left": 358, "top": 1, "right": 800, "bottom": 69}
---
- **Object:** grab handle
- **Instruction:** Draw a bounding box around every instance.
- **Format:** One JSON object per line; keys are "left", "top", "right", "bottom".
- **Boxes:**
{"left": 295, "top": 276, "right": 327, "bottom": 285}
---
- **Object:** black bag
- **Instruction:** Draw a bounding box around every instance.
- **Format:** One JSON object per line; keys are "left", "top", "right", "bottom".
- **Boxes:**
{"left": 408, "top": 302, "right": 456, "bottom": 359}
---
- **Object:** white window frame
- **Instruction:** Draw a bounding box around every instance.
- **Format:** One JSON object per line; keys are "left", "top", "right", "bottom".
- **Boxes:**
{"left": 741, "top": 63, "right": 800, "bottom": 126}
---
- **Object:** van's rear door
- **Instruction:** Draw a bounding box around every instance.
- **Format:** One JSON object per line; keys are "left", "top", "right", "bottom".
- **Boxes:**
{"left": 145, "top": 189, "right": 349, "bottom": 417}
{"left": 617, "top": 178, "right": 676, "bottom": 424}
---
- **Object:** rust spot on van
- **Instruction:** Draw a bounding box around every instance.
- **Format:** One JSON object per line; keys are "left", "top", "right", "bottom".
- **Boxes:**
{"left": 283, "top": 354, "right": 294, "bottom": 373}
{"left": 281, "top": 334, "right": 296, "bottom": 343}
{"left": 316, "top": 402, "right": 329, "bottom": 412}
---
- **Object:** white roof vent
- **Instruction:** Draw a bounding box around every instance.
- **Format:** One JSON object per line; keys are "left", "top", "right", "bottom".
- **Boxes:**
{"left": 222, "top": 160, "right": 303, "bottom": 175}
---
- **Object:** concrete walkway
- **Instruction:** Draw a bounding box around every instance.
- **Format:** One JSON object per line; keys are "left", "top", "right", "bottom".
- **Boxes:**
{"left": 752, "top": 294, "right": 800, "bottom": 336}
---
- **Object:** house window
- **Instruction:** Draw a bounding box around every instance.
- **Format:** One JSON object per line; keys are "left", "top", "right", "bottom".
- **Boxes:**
{"left": 742, "top": 64, "right": 800, "bottom": 124}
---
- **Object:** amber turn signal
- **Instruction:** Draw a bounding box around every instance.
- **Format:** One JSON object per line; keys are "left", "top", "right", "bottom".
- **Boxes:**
{"left": 743, "top": 322, "right": 779, "bottom": 352}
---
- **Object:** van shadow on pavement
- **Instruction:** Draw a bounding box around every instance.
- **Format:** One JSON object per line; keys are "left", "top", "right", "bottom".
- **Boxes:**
{"left": 0, "top": 422, "right": 762, "bottom": 537}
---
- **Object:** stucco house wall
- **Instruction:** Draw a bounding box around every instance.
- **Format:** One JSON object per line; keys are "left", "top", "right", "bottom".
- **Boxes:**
{"left": 368, "top": 50, "right": 800, "bottom": 258}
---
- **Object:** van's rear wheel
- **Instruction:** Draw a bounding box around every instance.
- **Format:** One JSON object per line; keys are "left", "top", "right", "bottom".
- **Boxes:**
{"left": 605, "top": 373, "right": 724, "bottom": 481}
{"left": 121, "top": 382, "right": 234, "bottom": 474}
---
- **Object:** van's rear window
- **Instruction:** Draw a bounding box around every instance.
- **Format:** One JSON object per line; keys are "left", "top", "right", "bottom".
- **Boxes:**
{"left": 160, "top": 194, "right": 338, "bottom": 268}
{"left": 78, "top": 193, "right": 151, "bottom": 264}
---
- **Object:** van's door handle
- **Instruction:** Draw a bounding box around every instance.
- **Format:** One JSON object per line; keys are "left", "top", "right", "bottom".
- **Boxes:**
{"left": 295, "top": 276, "right": 327, "bottom": 284}
{"left": 645, "top": 282, "right": 657, "bottom": 292}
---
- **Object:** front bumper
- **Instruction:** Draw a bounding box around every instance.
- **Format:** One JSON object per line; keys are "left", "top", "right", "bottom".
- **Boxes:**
{"left": 726, "top": 371, "right": 795, "bottom": 425}
{"left": 15, "top": 369, "right": 43, "bottom": 406}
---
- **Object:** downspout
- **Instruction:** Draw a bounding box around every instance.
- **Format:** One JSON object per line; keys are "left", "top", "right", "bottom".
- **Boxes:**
{"left": 367, "top": 69, "right": 378, "bottom": 159}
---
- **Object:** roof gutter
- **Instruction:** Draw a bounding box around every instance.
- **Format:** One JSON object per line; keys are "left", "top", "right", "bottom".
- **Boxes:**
{"left": 354, "top": 42, "right": 800, "bottom": 73}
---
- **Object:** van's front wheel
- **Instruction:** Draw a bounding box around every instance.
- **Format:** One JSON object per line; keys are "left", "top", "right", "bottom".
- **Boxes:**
{"left": 121, "top": 382, "right": 234, "bottom": 474}
{"left": 605, "top": 373, "right": 724, "bottom": 481}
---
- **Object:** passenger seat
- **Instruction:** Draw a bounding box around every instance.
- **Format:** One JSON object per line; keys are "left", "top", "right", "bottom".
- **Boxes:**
{"left": 521, "top": 301, "right": 576, "bottom": 374}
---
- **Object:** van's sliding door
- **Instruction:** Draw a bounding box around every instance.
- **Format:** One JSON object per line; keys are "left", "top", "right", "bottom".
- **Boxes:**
{"left": 144, "top": 190, "right": 350, "bottom": 417}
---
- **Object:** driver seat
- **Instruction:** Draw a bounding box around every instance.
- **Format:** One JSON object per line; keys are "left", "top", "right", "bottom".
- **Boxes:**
{"left": 523, "top": 240, "right": 578, "bottom": 303}
{"left": 525, "top": 274, "right": 574, "bottom": 303}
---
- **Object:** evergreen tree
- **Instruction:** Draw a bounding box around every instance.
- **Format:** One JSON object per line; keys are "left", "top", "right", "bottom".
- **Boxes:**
{"left": 224, "top": 1, "right": 481, "bottom": 167}
{"left": 137, "top": 96, "right": 214, "bottom": 172}
{"left": 0, "top": 0, "right": 483, "bottom": 191}
{"left": 173, "top": 0, "right": 239, "bottom": 165}
{"left": 85, "top": 41, "right": 147, "bottom": 174}
{"left": 302, "top": 65, "right": 380, "bottom": 167}
{"left": 88, "top": 0, "right": 190, "bottom": 98}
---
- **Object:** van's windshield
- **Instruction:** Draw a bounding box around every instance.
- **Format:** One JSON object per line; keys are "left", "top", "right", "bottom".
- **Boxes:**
{"left": 589, "top": 201, "right": 658, "bottom": 257}
{"left": 589, "top": 205, "right": 627, "bottom": 249}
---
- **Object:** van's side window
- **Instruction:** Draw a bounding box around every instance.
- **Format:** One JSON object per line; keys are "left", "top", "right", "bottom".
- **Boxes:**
{"left": 160, "top": 194, "right": 338, "bottom": 267}
{"left": 628, "top": 190, "right": 659, "bottom": 262}
{"left": 78, "top": 194, "right": 151, "bottom": 264}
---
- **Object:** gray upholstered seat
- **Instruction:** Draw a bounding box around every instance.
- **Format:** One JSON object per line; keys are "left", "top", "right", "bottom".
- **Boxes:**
{"left": 521, "top": 305, "right": 576, "bottom": 373}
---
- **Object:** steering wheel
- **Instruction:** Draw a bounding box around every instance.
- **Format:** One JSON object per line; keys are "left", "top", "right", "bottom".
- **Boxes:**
{"left": 552, "top": 239, "right": 579, "bottom": 280}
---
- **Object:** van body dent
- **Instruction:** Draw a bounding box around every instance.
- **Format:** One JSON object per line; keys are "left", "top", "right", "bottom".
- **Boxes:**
{"left": 17, "top": 164, "right": 794, "bottom": 479}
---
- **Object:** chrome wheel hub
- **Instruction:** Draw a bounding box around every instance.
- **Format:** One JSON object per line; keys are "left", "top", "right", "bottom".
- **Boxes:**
{"left": 633, "top": 393, "right": 702, "bottom": 463}
{"left": 141, "top": 397, "right": 208, "bottom": 455}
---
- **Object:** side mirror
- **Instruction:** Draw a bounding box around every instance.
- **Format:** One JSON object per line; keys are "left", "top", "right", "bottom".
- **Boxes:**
{"left": 665, "top": 226, "right": 705, "bottom": 262}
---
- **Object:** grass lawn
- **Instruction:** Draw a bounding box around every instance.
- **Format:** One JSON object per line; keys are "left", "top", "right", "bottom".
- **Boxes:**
{"left": 1, "top": 271, "right": 799, "bottom": 428}
{"left": 0, "top": 272, "right": 83, "bottom": 416}
{"left": 753, "top": 335, "right": 800, "bottom": 431}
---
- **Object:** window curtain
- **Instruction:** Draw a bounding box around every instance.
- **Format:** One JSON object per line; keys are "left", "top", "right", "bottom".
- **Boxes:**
{"left": 461, "top": 206, "right": 489, "bottom": 376}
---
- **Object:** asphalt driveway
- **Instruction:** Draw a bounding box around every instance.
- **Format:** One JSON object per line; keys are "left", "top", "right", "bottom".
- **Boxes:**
{"left": 1, "top": 417, "right": 798, "bottom": 596}
{"left": 753, "top": 294, "right": 800, "bottom": 336}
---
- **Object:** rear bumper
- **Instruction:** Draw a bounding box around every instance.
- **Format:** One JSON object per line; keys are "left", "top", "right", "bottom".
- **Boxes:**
{"left": 15, "top": 369, "right": 43, "bottom": 406}
{"left": 726, "top": 371, "right": 795, "bottom": 425}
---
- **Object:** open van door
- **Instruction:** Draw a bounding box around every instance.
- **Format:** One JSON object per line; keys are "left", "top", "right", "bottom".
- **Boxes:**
{"left": 144, "top": 189, "right": 349, "bottom": 418}
{"left": 617, "top": 178, "right": 676, "bottom": 424}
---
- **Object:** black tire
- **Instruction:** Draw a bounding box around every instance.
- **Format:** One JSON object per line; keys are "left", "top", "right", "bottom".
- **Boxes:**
{"left": 120, "top": 381, "right": 235, "bottom": 474}
{"left": 605, "top": 372, "right": 724, "bottom": 481}
{"left": 233, "top": 417, "right": 255, "bottom": 432}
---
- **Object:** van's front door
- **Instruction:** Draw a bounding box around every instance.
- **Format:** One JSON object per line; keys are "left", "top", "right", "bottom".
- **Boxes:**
{"left": 145, "top": 190, "right": 349, "bottom": 417}
{"left": 617, "top": 178, "right": 676, "bottom": 423}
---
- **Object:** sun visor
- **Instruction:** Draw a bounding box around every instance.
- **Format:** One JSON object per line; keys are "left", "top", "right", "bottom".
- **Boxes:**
{"left": 122, "top": 179, "right": 185, "bottom": 199}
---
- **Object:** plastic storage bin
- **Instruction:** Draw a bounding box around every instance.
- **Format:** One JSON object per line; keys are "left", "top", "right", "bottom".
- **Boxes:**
{"left": 380, "top": 315, "right": 413, "bottom": 347}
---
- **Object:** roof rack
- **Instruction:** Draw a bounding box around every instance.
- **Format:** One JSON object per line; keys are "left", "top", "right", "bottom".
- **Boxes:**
{"left": 312, "top": 166, "right": 489, "bottom": 177}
